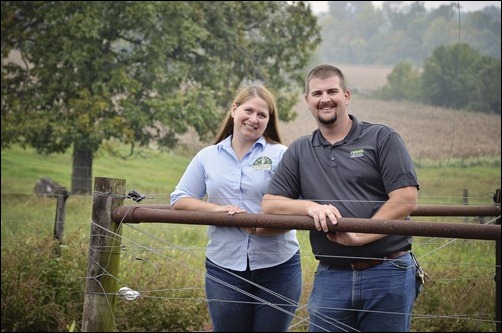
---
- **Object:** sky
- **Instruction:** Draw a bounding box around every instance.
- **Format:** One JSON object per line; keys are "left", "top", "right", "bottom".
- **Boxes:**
{"left": 309, "top": 1, "right": 502, "bottom": 14}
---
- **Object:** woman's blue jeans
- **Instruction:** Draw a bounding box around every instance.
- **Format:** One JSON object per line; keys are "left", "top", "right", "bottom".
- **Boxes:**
{"left": 308, "top": 252, "right": 418, "bottom": 332}
{"left": 205, "top": 252, "right": 302, "bottom": 332}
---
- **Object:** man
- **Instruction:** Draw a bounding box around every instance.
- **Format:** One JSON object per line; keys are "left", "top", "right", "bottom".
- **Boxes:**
{"left": 262, "top": 64, "right": 420, "bottom": 332}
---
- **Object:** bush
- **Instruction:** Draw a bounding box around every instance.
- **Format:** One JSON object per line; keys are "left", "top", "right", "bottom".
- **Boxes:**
{"left": 1, "top": 230, "right": 211, "bottom": 332}
{"left": 1, "top": 234, "right": 85, "bottom": 332}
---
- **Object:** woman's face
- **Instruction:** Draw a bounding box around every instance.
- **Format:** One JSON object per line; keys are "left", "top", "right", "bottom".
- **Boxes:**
{"left": 231, "top": 96, "right": 270, "bottom": 142}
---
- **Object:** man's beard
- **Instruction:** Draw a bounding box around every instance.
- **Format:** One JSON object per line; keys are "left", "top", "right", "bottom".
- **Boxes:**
{"left": 318, "top": 113, "right": 337, "bottom": 126}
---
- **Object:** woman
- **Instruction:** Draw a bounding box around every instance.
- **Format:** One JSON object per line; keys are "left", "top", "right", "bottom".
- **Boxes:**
{"left": 170, "top": 85, "right": 301, "bottom": 332}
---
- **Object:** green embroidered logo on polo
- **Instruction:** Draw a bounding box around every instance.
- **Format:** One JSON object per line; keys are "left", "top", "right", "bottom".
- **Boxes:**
{"left": 350, "top": 149, "right": 364, "bottom": 158}
{"left": 252, "top": 156, "right": 273, "bottom": 170}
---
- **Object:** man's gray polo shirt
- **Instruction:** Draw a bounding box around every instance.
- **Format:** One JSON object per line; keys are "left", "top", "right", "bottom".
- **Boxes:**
{"left": 266, "top": 115, "right": 419, "bottom": 264}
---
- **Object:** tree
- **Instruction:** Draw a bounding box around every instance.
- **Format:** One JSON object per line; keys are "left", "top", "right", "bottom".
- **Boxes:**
{"left": 421, "top": 43, "right": 500, "bottom": 114}
{"left": 463, "top": 9, "right": 501, "bottom": 60}
{"left": 372, "top": 61, "right": 421, "bottom": 102}
{"left": 1, "top": 1, "right": 321, "bottom": 194}
{"left": 315, "top": 2, "right": 500, "bottom": 66}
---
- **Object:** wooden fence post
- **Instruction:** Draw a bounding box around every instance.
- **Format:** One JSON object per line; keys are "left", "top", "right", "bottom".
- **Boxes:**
{"left": 494, "top": 189, "right": 501, "bottom": 332}
{"left": 81, "top": 177, "right": 126, "bottom": 332}
{"left": 463, "top": 189, "right": 468, "bottom": 222}
{"left": 53, "top": 187, "right": 69, "bottom": 243}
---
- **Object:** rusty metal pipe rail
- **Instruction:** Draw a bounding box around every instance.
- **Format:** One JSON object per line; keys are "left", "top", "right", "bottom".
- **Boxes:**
{"left": 112, "top": 204, "right": 501, "bottom": 241}
{"left": 413, "top": 204, "right": 500, "bottom": 216}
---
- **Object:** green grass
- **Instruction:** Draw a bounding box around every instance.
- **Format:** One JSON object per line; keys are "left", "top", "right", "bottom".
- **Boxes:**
{"left": 2, "top": 144, "right": 500, "bottom": 202}
{"left": 416, "top": 161, "right": 501, "bottom": 205}
{"left": 1, "top": 142, "right": 191, "bottom": 195}
{"left": 1, "top": 144, "right": 194, "bottom": 243}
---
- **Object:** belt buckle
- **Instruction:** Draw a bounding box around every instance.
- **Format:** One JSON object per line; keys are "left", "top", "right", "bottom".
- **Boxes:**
{"left": 350, "top": 262, "right": 356, "bottom": 270}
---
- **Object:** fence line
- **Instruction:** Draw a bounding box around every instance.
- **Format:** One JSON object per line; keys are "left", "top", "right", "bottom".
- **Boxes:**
{"left": 81, "top": 177, "right": 501, "bottom": 332}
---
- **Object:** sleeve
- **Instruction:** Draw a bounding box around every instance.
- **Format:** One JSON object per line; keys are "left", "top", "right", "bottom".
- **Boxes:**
{"left": 378, "top": 131, "right": 419, "bottom": 193}
{"left": 169, "top": 153, "right": 207, "bottom": 205}
{"left": 266, "top": 141, "right": 302, "bottom": 199}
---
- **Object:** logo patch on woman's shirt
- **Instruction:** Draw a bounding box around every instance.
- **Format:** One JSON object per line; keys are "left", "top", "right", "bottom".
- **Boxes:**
{"left": 252, "top": 156, "right": 273, "bottom": 170}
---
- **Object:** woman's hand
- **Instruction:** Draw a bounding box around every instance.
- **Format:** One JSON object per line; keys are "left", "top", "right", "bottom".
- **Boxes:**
{"left": 211, "top": 205, "right": 247, "bottom": 215}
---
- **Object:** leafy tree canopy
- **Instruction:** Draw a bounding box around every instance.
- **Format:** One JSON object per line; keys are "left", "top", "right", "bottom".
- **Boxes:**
{"left": 1, "top": 0, "right": 321, "bottom": 152}
{"left": 421, "top": 43, "right": 500, "bottom": 114}
{"left": 1, "top": 1, "right": 321, "bottom": 193}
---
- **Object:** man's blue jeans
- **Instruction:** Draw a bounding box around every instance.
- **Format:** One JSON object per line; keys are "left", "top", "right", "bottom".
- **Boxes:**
{"left": 205, "top": 252, "right": 302, "bottom": 332}
{"left": 308, "top": 252, "right": 418, "bottom": 332}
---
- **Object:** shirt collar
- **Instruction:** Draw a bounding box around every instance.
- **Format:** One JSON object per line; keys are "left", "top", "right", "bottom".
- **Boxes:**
{"left": 218, "top": 135, "right": 266, "bottom": 151}
{"left": 311, "top": 114, "right": 362, "bottom": 146}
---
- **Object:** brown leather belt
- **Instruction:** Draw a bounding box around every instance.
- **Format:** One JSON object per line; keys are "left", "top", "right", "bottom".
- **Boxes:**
{"left": 319, "top": 250, "right": 409, "bottom": 271}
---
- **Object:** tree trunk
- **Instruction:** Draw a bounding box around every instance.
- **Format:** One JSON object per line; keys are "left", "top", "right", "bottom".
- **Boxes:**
{"left": 71, "top": 146, "right": 93, "bottom": 195}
